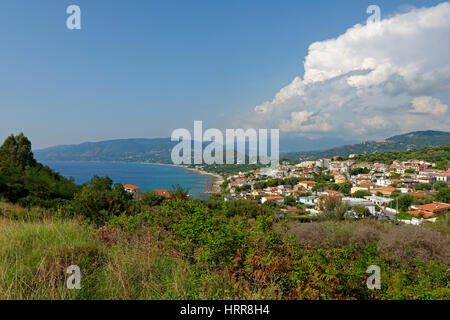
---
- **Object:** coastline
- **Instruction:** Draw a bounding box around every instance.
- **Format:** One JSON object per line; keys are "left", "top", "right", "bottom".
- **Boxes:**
{"left": 146, "top": 162, "right": 224, "bottom": 194}
{"left": 184, "top": 167, "right": 224, "bottom": 194}
{"left": 43, "top": 160, "right": 223, "bottom": 197}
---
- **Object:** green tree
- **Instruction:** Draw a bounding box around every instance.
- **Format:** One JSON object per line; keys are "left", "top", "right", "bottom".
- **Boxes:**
{"left": 170, "top": 184, "right": 190, "bottom": 201}
{"left": 434, "top": 188, "right": 450, "bottom": 203}
{"left": 83, "top": 175, "right": 113, "bottom": 191}
{"left": 71, "top": 176, "right": 134, "bottom": 225}
{"left": 351, "top": 190, "right": 371, "bottom": 198}
{"left": 318, "top": 196, "right": 349, "bottom": 220}
{"left": 350, "top": 168, "right": 370, "bottom": 176}
{"left": 0, "top": 133, "right": 36, "bottom": 169}
{"left": 284, "top": 194, "right": 297, "bottom": 206}
{"left": 433, "top": 181, "right": 448, "bottom": 191}
{"left": 224, "top": 199, "right": 266, "bottom": 218}
{"left": 140, "top": 190, "right": 166, "bottom": 207}
{"left": 338, "top": 182, "right": 352, "bottom": 196}
{"left": 396, "top": 194, "right": 415, "bottom": 211}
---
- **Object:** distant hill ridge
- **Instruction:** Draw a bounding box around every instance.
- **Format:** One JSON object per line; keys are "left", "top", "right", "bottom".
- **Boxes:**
{"left": 282, "top": 130, "right": 450, "bottom": 161}
{"left": 34, "top": 130, "right": 450, "bottom": 163}
{"left": 35, "top": 138, "right": 177, "bottom": 163}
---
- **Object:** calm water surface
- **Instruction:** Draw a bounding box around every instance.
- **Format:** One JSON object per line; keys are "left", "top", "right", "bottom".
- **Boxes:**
{"left": 42, "top": 161, "right": 211, "bottom": 199}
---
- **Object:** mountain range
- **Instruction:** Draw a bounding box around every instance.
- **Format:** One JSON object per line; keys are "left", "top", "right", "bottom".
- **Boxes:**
{"left": 282, "top": 130, "right": 450, "bottom": 161}
{"left": 34, "top": 130, "right": 450, "bottom": 163}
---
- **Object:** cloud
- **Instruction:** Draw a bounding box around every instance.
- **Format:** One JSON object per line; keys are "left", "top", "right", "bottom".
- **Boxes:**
{"left": 410, "top": 96, "right": 448, "bottom": 115}
{"left": 249, "top": 2, "right": 450, "bottom": 138}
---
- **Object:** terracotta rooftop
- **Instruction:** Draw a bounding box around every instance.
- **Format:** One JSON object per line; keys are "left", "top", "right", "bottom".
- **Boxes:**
{"left": 153, "top": 190, "right": 172, "bottom": 198}
{"left": 122, "top": 184, "right": 140, "bottom": 190}
{"left": 415, "top": 202, "right": 450, "bottom": 213}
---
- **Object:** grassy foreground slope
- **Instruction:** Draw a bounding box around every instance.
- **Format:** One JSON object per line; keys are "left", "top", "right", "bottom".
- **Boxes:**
{"left": 0, "top": 205, "right": 195, "bottom": 300}
{"left": 0, "top": 200, "right": 448, "bottom": 300}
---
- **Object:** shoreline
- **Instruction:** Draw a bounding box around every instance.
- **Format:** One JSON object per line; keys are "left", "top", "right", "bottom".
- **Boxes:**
{"left": 146, "top": 162, "right": 224, "bottom": 194}
{"left": 43, "top": 160, "right": 223, "bottom": 197}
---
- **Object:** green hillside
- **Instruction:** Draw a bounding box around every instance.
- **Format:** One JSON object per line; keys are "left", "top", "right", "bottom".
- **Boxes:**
{"left": 351, "top": 144, "right": 450, "bottom": 168}
{"left": 34, "top": 138, "right": 178, "bottom": 163}
{"left": 282, "top": 131, "right": 450, "bottom": 161}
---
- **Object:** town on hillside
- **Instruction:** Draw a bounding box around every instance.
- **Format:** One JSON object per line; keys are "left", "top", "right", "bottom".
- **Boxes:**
{"left": 214, "top": 158, "right": 450, "bottom": 225}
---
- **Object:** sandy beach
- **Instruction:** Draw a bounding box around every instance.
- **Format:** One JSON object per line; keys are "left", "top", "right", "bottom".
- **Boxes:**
{"left": 183, "top": 167, "right": 224, "bottom": 194}
{"left": 148, "top": 162, "right": 224, "bottom": 194}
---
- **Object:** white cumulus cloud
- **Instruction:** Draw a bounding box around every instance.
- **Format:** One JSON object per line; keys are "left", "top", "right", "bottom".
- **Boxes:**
{"left": 410, "top": 96, "right": 448, "bottom": 115}
{"left": 249, "top": 2, "right": 450, "bottom": 139}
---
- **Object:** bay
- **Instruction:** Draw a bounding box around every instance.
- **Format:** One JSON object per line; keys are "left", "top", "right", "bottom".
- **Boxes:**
{"left": 42, "top": 161, "right": 212, "bottom": 199}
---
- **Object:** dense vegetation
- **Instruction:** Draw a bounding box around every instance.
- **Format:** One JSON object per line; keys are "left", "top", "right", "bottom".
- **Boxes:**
{"left": 0, "top": 198, "right": 448, "bottom": 299}
{"left": 0, "top": 134, "right": 79, "bottom": 208}
{"left": 0, "top": 134, "right": 448, "bottom": 300}
{"left": 351, "top": 144, "right": 450, "bottom": 169}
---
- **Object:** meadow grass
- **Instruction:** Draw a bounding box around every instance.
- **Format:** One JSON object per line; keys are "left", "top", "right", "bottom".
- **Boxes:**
{"left": 0, "top": 203, "right": 201, "bottom": 300}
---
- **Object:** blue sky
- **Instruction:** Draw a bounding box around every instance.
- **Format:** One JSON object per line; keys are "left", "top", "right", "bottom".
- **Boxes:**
{"left": 0, "top": 0, "right": 448, "bottom": 149}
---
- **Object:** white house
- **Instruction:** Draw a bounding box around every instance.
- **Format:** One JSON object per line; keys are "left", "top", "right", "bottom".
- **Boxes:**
{"left": 298, "top": 196, "right": 316, "bottom": 206}
{"left": 261, "top": 196, "right": 284, "bottom": 204}
{"left": 122, "top": 184, "right": 141, "bottom": 201}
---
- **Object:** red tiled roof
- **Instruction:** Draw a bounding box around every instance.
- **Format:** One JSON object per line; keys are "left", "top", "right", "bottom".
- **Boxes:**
{"left": 299, "top": 181, "right": 317, "bottom": 185}
{"left": 408, "top": 210, "right": 434, "bottom": 219}
{"left": 123, "top": 184, "right": 140, "bottom": 190}
{"left": 153, "top": 190, "right": 172, "bottom": 198}
{"left": 415, "top": 202, "right": 450, "bottom": 213}
{"left": 409, "top": 192, "right": 428, "bottom": 198}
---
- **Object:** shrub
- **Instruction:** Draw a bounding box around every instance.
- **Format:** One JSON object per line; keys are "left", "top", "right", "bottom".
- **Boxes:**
{"left": 140, "top": 191, "right": 166, "bottom": 207}
{"left": 378, "top": 225, "right": 450, "bottom": 266}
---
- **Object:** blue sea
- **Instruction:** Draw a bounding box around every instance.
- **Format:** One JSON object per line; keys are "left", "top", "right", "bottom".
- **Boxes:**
{"left": 42, "top": 161, "right": 212, "bottom": 199}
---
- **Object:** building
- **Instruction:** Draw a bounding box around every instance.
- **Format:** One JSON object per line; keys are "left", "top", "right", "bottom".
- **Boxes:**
{"left": 436, "top": 173, "right": 450, "bottom": 182}
{"left": 123, "top": 184, "right": 141, "bottom": 200}
{"left": 315, "top": 158, "right": 331, "bottom": 169}
{"left": 298, "top": 196, "right": 316, "bottom": 206}
{"left": 334, "top": 174, "right": 347, "bottom": 184}
{"left": 370, "top": 185, "right": 396, "bottom": 196}
{"left": 409, "top": 202, "right": 450, "bottom": 218}
{"left": 351, "top": 186, "right": 372, "bottom": 194}
{"left": 296, "top": 161, "right": 316, "bottom": 168}
{"left": 364, "top": 195, "right": 391, "bottom": 207}
{"left": 296, "top": 181, "right": 317, "bottom": 191}
{"left": 153, "top": 189, "right": 172, "bottom": 198}
{"left": 376, "top": 178, "right": 392, "bottom": 187}
{"left": 261, "top": 196, "right": 284, "bottom": 204}
{"left": 341, "top": 197, "right": 376, "bottom": 215}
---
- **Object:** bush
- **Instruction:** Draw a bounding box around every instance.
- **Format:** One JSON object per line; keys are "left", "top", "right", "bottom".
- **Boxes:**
{"left": 378, "top": 225, "right": 450, "bottom": 266}
{"left": 140, "top": 191, "right": 166, "bottom": 207}
{"left": 70, "top": 176, "right": 137, "bottom": 226}
{"left": 224, "top": 199, "right": 266, "bottom": 219}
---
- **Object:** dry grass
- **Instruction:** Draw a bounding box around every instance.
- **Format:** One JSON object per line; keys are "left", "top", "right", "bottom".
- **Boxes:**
{"left": 276, "top": 219, "right": 449, "bottom": 266}
{"left": 378, "top": 225, "right": 450, "bottom": 266}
